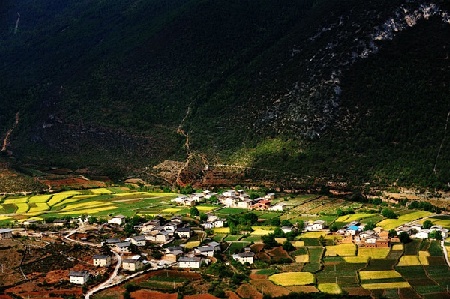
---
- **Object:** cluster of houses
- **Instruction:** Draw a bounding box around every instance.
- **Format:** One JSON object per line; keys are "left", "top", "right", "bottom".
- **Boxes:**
{"left": 336, "top": 222, "right": 391, "bottom": 248}
{"left": 172, "top": 189, "right": 285, "bottom": 211}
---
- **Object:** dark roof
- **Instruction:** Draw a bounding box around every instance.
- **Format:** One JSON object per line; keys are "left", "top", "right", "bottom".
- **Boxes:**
{"left": 132, "top": 235, "right": 146, "bottom": 241}
{"left": 93, "top": 255, "right": 110, "bottom": 260}
{"left": 69, "top": 270, "right": 89, "bottom": 277}
{"left": 116, "top": 241, "right": 131, "bottom": 247}
{"left": 238, "top": 252, "right": 255, "bottom": 258}
{"left": 178, "top": 256, "right": 201, "bottom": 262}
{"left": 177, "top": 227, "right": 191, "bottom": 232}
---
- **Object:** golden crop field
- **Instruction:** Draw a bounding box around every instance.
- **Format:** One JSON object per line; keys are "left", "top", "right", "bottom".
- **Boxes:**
{"left": 358, "top": 247, "right": 390, "bottom": 259}
{"left": 251, "top": 229, "right": 274, "bottom": 236}
{"left": 292, "top": 241, "right": 305, "bottom": 247}
{"left": 335, "top": 213, "right": 374, "bottom": 223}
{"left": 275, "top": 238, "right": 286, "bottom": 244}
{"left": 90, "top": 188, "right": 113, "bottom": 194}
{"left": 295, "top": 255, "right": 309, "bottom": 263}
{"left": 418, "top": 251, "right": 430, "bottom": 265}
{"left": 213, "top": 227, "right": 230, "bottom": 234}
{"left": 397, "top": 256, "right": 421, "bottom": 266}
{"left": 359, "top": 271, "right": 401, "bottom": 280}
{"left": 51, "top": 197, "right": 83, "bottom": 208}
{"left": 318, "top": 283, "right": 341, "bottom": 294}
{"left": 377, "top": 211, "right": 433, "bottom": 230}
{"left": 361, "top": 282, "right": 411, "bottom": 290}
{"left": 28, "top": 203, "right": 49, "bottom": 213}
{"left": 426, "top": 218, "right": 450, "bottom": 229}
{"left": 59, "top": 205, "right": 117, "bottom": 215}
{"left": 4, "top": 198, "right": 28, "bottom": 204}
{"left": 15, "top": 203, "right": 29, "bottom": 213}
{"left": 48, "top": 191, "right": 81, "bottom": 206}
{"left": 196, "top": 206, "right": 216, "bottom": 212}
{"left": 301, "top": 232, "right": 328, "bottom": 238}
{"left": 392, "top": 244, "right": 403, "bottom": 251}
{"left": 28, "top": 195, "right": 51, "bottom": 202}
{"left": 60, "top": 201, "right": 110, "bottom": 211}
{"left": 325, "top": 244, "right": 356, "bottom": 257}
{"left": 269, "top": 272, "right": 315, "bottom": 286}
{"left": 343, "top": 256, "right": 369, "bottom": 263}
{"left": 161, "top": 208, "right": 182, "bottom": 213}
{"left": 0, "top": 215, "right": 11, "bottom": 221}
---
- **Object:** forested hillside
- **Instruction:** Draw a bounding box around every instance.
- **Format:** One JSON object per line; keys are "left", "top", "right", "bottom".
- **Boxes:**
{"left": 0, "top": 0, "right": 449, "bottom": 189}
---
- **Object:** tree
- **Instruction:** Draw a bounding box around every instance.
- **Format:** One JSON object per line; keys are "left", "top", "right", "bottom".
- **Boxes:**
{"left": 190, "top": 206, "right": 199, "bottom": 217}
{"left": 429, "top": 230, "right": 442, "bottom": 240}
{"left": 273, "top": 227, "right": 285, "bottom": 238}
{"left": 364, "top": 221, "right": 376, "bottom": 231}
{"left": 399, "top": 231, "right": 411, "bottom": 244}
{"left": 200, "top": 213, "right": 208, "bottom": 222}
{"left": 329, "top": 224, "right": 338, "bottom": 232}
{"left": 262, "top": 234, "right": 278, "bottom": 249}
{"left": 381, "top": 208, "right": 397, "bottom": 219}
{"left": 281, "top": 219, "right": 292, "bottom": 226}
{"left": 270, "top": 217, "right": 281, "bottom": 226}
{"left": 282, "top": 240, "right": 294, "bottom": 251}
{"left": 388, "top": 229, "right": 397, "bottom": 238}
{"left": 422, "top": 220, "right": 433, "bottom": 229}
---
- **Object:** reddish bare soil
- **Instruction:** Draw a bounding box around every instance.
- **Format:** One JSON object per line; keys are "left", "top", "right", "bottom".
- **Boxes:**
{"left": 39, "top": 177, "right": 106, "bottom": 190}
{"left": 131, "top": 290, "right": 177, "bottom": 299}
{"left": 285, "top": 286, "right": 319, "bottom": 293}
{"left": 226, "top": 291, "right": 240, "bottom": 299}
{"left": 184, "top": 294, "right": 220, "bottom": 299}
{"left": 45, "top": 270, "right": 70, "bottom": 284}
{"left": 250, "top": 279, "right": 290, "bottom": 297}
{"left": 342, "top": 287, "right": 371, "bottom": 296}
{"left": 237, "top": 283, "right": 263, "bottom": 299}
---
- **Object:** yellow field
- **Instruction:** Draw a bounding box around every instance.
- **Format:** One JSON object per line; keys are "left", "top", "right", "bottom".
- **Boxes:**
{"left": 16, "top": 203, "right": 29, "bottom": 213}
{"left": 90, "top": 188, "right": 113, "bottom": 194}
{"left": 269, "top": 272, "right": 315, "bottom": 286}
{"left": 397, "top": 256, "right": 421, "bottom": 266}
{"left": 48, "top": 191, "right": 81, "bottom": 206}
{"left": 161, "top": 208, "right": 182, "bottom": 213}
{"left": 292, "top": 241, "right": 305, "bottom": 247}
{"left": 4, "top": 198, "right": 28, "bottom": 204}
{"left": 377, "top": 211, "right": 433, "bottom": 230}
{"left": 61, "top": 201, "right": 110, "bottom": 211}
{"left": 335, "top": 213, "right": 374, "bottom": 223}
{"left": 29, "top": 195, "right": 51, "bottom": 202}
{"left": 427, "top": 218, "right": 450, "bottom": 229}
{"left": 418, "top": 251, "right": 430, "bottom": 265}
{"left": 301, "top": 232, "right": 328, "bottom": 238}
{"left": 358, "top": 247, "right": 390, "bottom": 259}
{"left": 318, "top": 283, "right": 341, "bottom": 294}
{"left": 325, "top": 244, "right": 356, "bottom": 257}
{"left": 185, "top": 241, "right": 200, "bottom": 249}
{"left": 295, "top": 255, "right": 309, "bottom": 263}
{"left": 213, "top": 227, "right": 230, "bottom": 233}
{"left": 359, "top": 271, "right": 401, "bottom": 280}
{"left": 362, "top": 282, "right": 410, "bottom": 290}
{"left": 196, "top": 206, "right": 215, "bottom": 212}
{"left": 28, "top": 202, "right": 49, "bottom": 213}
{"left": 251, "top": 229, "right": 274, "bottom": 236}
{"left": 51, "top": 197, "right": 83, "bottom": 207}
{"left": 275, "top": 238, "right": 287, "bottom": 244}
{"left": 343, "top": 256, "right": 369, "bottom": 263}
{"left": 392, "top": 244, "right": 403, "bottom": 251}
{"left": 0, "top": 215, "right": 11, "bottom": 221}
{"left": 59, "top": 205, "right": 117, "bottom": 215}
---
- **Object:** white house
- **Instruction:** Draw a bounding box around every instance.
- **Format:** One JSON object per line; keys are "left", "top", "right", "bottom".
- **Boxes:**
{"left": 69, "top": 271, "right": 89, "bottom": 284}
{"left": 0, "top": 229, "right": 13, "bottom": 240}
{"left": 93, "top": 255, "right": 111, "bottom": 267}
{"left": 232, "top": 252, "right": 255, "bottom": 264}
{"left": 237, "top": 199, "right": 253, "bottom": 209}
{"left": 268, "top": 203, "right": 284, "bottom": 212}
{"left": 213, "top": 219, "right": 225, "bottom": 228}
{"left": 194, "top": 246, "right": 215, "bottom": 257}
{"left": 115, "top": 241, "right": 131, "bottom": 253}
{"left": 108, "top": 215, "right": 126, "bottom": 225}
{"left": 206, "top": 241, "right": 221, "bottom": 252}
{"left": 413, "top": 230, "right": 429, "bottom": 239}
{"left": 306, "top": 220, "right": 326, "bottom": 231}
{"left": 222, "top": 190, "right": 236, "bottom": 197}
{"left": 146, "top": 230, "right": 171, "bottom": 243}
{"left": 122, "top": 257, "right": 144, "bottom": 271}
{"left": 130, "top": 235, "right": 147, "bottom": 247}
{"left": 281, "top": 226, "right": 294, "bottom": 234}
{"left": 178, "top": 256, "right": 202, "bottom": 269}
{"left": 176, "top": 227, "right": 191, "bottom": 239}
{"left": 191, "top": 193, "right": 205, "bottom": 202}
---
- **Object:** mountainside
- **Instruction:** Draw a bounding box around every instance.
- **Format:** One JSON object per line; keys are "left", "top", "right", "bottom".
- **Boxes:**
{"left": 0, "top": 0, "right": 449, "bottom": 190}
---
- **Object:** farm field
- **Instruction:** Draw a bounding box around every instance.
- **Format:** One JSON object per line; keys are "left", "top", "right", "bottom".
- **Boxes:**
{"left": 269, "top": 272, "right": 315, "bottom": 286}
{"left": 0, "top": 188, "right": 181, "bottom": 222}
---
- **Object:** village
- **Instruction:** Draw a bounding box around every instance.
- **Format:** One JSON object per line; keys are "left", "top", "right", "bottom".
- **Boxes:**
{"left": 0, "top": 188, "right": 450, "bottom": 299}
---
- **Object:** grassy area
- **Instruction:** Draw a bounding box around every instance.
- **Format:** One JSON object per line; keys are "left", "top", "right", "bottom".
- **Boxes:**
{"left": 377, "top": 211, "right": 433, "bottom": 230}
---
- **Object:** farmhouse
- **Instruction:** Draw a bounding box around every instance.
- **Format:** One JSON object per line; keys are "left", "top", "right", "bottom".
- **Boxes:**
{"left": 104, "top": 238, "right": 121, "bottom": 246}
{"left": 194, "top": 246, "right": 215, "bottom": 257}
{"left": 268, "top": 202, "right": 285, "bottom": 211}
{"left": 178, "top": 256, "right": 202, "bottom": 269}
{"left": 0, "top": 229, "right": 13, "bottom": 240}
{"left": 115, "top": 241, "right": 131, "bottom": 253}
{"left": 281, "top": 226, "right": 294, "bottom": 234}
{"left": 108, "top": 215, "right": 126, "bottom": 225}
{"left": 305, "top": 220, "right": 326, "bottom": 231}
{"left": 251, "top": 199, "right": 271, "bottom": 210}
{"left": 122, "top": 257, "right": 144, "bottom": 271}
{"left": 130, "top": 235, "right": 147, "bottom": 247}
{"left": 176, "top": 227, "right": 191, "bottom": 239}
{"left": 69, "top": 271, "right": 89, "bottom": 284}
{"left": 93, "top": 255, "right": 111, "bottom": 267}
{"left": 232, "top": 252, "right": 255, "bottom": 265}
{"left": 52, "top": 219, "right": 68, "bottom": 227}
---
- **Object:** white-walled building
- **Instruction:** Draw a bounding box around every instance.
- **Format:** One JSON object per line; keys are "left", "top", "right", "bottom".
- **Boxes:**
{"left": 178, "top": 256, "right": 202, "bottom": 269}
{"left": 69, "top": 271, "right": 89, "bottom": 284}
{"left": 93, "top": 255, "right": 111, "bottom": 267}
